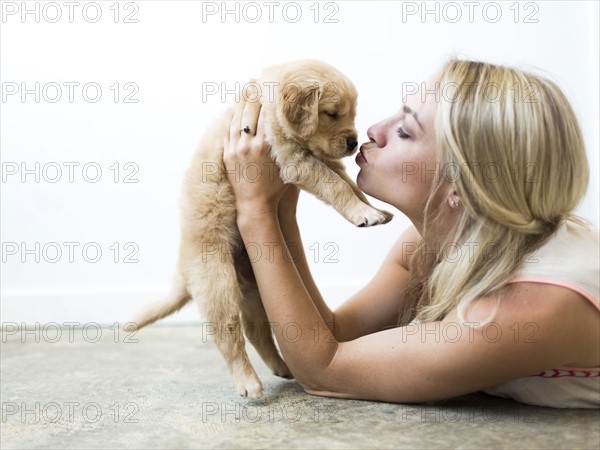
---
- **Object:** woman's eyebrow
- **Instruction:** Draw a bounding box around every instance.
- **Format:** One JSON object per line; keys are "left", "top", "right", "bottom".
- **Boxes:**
{"left": 402, "top": 104, "right": 424, "bottom": 131}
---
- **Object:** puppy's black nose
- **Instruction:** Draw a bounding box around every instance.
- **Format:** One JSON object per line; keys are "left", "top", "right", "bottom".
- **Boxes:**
{"left": 346, "top": 137, "right": 358, "bottom": 150}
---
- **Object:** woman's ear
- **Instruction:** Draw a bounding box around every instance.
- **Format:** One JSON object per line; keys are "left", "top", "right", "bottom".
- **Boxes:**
{"left": 447, "top": 190, "right": 462, "bottom": 209}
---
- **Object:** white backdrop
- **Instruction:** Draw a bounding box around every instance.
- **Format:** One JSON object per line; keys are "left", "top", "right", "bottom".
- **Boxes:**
{"left": 1, "top": 0, "right": 598, "bottom": 325}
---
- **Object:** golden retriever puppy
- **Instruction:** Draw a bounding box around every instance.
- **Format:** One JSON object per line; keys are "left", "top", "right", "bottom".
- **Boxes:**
{"left": 132, "top": 60, "right": 392, "bottom": 398}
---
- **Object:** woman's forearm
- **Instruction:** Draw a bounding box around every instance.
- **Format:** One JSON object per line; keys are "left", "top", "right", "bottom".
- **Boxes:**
{"left": 277, "top": 213, "right": 338, "bottom": 337}
{"left": 237, "top": 211, "right": 338, "bottom": 388}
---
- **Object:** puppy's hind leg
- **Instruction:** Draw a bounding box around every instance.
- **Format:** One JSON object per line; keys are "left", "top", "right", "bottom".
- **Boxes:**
{"left": 188, "top": 250, "right": 263, "bottom": 399}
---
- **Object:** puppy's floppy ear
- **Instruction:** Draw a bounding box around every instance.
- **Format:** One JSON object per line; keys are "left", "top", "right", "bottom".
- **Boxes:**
{"left": 280, "top": 82, "right": 320, "bottom": 138}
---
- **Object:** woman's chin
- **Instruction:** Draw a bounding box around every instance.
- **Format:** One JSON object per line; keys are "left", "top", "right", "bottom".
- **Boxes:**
{"left": 356, "top": 172, "right": 367, "bottom": 192}
{"left": 356, "top": 178, "right": 395, "bottom": 210}
{"left": 357, "top": 174, "right": 377, "bottom": 198}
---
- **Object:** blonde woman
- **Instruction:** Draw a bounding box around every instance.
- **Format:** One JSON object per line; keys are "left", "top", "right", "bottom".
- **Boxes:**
{"left": 223, "top": 60, "right": 599, "bottom": 408}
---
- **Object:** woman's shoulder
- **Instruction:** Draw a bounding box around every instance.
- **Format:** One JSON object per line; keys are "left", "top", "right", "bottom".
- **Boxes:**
{"left": 387, "top": 224, "right": 422, "bottom": 271}
{"left": 451, "top": 278, "right": 599, "bottom": 367}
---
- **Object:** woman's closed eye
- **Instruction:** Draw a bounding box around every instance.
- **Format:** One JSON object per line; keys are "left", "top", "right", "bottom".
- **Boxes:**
{"left": 396, "top": 126, "right": 411, "bottom": 139}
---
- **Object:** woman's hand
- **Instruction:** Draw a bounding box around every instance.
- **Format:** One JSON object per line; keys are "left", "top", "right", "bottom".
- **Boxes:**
{"left": 223, "top": 101, "right": 296, "bottom": 220}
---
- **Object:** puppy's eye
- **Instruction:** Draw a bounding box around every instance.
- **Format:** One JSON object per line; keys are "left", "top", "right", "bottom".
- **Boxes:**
{"left": 324, "top": 111, "right": 339, "bottom": 119}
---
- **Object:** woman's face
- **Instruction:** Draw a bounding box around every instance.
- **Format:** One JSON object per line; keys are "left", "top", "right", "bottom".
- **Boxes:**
{"left": 356, "top": 72, "right": 442, "bottom": 229}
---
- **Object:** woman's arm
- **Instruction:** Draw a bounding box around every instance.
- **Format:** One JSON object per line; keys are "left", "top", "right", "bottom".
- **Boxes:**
{"left": 277, "top": 189, "right": 421, "bottom": 342}
{"left": 332, "top": 225, "right": 420, "bottom": 341}
{"left": 276, "top": 186, "right": 337, "bottom": 338}
{"left": 236, "top": 212, "right": 339, "bottom": 387}
{"left": 305, "top": 282, "right": 594, "bottom": 402}
{"left": 239, "top": 205, "right": 587, "bottom": 401}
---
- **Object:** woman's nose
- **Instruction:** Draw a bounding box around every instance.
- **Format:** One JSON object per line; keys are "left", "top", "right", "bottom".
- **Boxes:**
{"left": 367, "top": 120, "right": 387, "bottom": 147}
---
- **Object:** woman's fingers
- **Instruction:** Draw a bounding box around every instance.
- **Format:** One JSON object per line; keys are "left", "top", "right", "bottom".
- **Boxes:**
{"left": 222, "top": 96, "right": 286, "bottom": 211}
{"left": 225, "top": 99, "right": 268, "bottom": 168}
{"left": 240, "top": 87, "right": 262, "bottom": 136}
{"left": 255, "top": 103, "right": 267, "bottom": 140}
{"left": 227, "top": 107, "right": 243, "bottom": 153}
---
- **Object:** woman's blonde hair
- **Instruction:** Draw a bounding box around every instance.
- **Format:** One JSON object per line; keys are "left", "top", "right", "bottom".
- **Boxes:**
{"left": 398, "top": 59, "right": 590, "bottom": 326}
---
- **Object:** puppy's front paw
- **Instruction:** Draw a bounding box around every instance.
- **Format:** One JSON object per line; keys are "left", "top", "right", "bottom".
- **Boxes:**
{"left": 351, "top": 205, "right": 393, "bottom": 227}
{"left": 379, "top": 209, "right": 394, "bottom": 224}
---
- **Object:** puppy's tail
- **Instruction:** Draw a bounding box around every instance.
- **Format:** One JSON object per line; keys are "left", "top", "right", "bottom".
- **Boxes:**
{"left": 129, "top": 274, "right": 191, "bottom": 330}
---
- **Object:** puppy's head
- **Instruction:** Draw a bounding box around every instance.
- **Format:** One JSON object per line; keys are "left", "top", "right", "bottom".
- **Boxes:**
{"left": 263, "top": 60, "right": 358, "bottom": 160}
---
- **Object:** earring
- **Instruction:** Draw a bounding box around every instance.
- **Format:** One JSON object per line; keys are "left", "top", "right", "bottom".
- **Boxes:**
{"left": 449, "top": 196, "right": 461, "bottom": 208}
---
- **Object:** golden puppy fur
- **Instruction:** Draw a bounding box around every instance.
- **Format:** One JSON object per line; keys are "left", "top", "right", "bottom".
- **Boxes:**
{"left": 133, "top": 60, "right": 392, "bottom": 398}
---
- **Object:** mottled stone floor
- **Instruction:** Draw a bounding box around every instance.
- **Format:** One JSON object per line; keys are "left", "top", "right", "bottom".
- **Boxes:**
{"left": 1, "top": 325, "right": 599, "bottom": 449}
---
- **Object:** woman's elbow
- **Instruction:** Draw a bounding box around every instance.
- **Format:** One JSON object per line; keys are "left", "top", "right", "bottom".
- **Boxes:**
{"left": 301, "top": 383, "right": 354, "bottom": 400}
{"left": 296, "top": 370, "right": 347, "bottom": 399}
{"left": 286, "top": 343, "right": 342, "bottom": 395}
